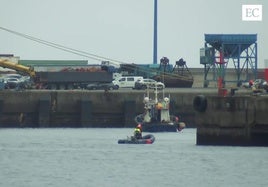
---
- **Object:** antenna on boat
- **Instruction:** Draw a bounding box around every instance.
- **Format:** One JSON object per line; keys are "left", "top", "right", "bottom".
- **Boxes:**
{"left": 154, "top": 83, "right": 158, "bottom": 104}
{"left": 146, "top": 85, "right": 150, "bottom": 102}
{"left": 162, "top": 86, "right": 165, "bottom": 99}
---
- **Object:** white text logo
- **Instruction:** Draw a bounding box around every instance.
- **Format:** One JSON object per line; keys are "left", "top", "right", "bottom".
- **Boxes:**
{"left": 242, "top": 5, "right": 262, "bottom": 21}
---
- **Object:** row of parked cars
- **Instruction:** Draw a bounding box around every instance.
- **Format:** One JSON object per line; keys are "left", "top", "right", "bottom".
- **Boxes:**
{"left": 241, "top": 79, "right": 268, "bottom": 92}
{"left": 86, "top": 76, "right": 165, "bottom": 90}
{"left": 0, "top": 74, "right": 31, "bottom": 89}
{"left": 0, "top": 74, "right": 165, "bottom": 91}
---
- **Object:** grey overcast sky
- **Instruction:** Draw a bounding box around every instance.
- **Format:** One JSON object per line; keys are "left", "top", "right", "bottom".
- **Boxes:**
{"left": 0, "top": 0, "right": 267, "bottom": 68}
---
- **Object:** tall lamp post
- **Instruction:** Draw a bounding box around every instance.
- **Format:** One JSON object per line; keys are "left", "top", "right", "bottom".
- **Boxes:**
{"left": 153, "top": 0, "right": 157, "bottom": 64}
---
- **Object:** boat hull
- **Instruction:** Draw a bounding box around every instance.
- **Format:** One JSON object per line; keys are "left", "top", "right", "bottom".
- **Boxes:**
{"left": 118, "top": 134, "right": 155, "bottom": 144}
{"left": 153, "top": 74, "right": 193, "bottom": 88}
{"left": 142, "top": 123, "right": 178, "bottom": 132}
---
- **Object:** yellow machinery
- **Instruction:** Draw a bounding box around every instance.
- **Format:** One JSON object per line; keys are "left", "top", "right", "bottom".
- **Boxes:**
{"left": 0, "top": 59, "right": 36, "bottom": 77}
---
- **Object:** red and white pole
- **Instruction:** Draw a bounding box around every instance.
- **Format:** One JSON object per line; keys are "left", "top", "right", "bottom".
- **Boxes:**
{"left": 264, "top": 59, "right": 268, "bottom": 82}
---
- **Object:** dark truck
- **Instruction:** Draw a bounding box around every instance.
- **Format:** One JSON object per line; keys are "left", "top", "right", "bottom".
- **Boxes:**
{"left": 36, "top": 71, "right": 113, "bottom": 89}
{"left": 0, "top": 59, "right": 114, "bottom": 90}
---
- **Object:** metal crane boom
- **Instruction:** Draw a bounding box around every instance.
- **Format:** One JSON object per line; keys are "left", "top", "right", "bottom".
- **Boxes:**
{"left": 0, "top": 59, "right": 36, "bottom": 77}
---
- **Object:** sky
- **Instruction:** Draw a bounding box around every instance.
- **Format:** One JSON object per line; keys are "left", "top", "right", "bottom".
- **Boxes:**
{"left": 0, "top": 0, "right": 267, "bottom": 68}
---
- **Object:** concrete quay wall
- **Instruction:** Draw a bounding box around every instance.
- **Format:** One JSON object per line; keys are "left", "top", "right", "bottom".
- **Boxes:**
{"left": 2, "top": 88, "right": 268, "bottom": 146}
{"left": 0, "top": 89, "right": 219, "bottom": 128}
{"left": 194, "top": 94, "right": 268, "bottom": 146}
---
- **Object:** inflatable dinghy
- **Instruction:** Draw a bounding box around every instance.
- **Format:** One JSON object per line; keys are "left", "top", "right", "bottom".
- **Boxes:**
{"left": 118, "top": 134, "right": 155, "bottom": 144}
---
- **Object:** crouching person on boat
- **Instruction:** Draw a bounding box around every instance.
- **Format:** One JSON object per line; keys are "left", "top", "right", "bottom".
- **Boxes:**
{"left": 133, "top": 124, "right": 142, "bottom": 140}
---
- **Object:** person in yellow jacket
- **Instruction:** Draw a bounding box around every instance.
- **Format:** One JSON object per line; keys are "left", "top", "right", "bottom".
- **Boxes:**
{"left": 133, "top": 124, "right": 142, "bottom": 139}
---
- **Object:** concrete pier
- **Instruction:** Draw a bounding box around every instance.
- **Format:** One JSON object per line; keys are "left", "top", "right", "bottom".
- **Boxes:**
{"left": 2, "top": 88, "right": 268, "bottom": 146}
{"left": 38, "top": 96, "right": 50, "bottom": 128}
{"left": 80, "top": 99, "right": 92, "bottom": 127}
{"left": 0, "top": 88, "right": 224, "bottom": 128}
{"left": 194, "top": 94, "right": 268, "bottom": 146}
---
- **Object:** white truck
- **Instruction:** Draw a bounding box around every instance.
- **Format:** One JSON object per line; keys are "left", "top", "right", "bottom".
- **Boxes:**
{"left": 112, "top": 76, "right": 143, "bottom": 89}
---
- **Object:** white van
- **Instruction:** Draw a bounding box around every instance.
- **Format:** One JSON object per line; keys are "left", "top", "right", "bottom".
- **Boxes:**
{"left": 113, "top": 76, "right": 143, "bottom": 89}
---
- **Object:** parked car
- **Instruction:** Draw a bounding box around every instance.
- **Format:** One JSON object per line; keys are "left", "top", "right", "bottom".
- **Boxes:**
{"left": 112, "top": 76, "right": 143, "bottom": 89}
{"left": 4, "top": 78, "right": 22, "bottom": 89}
{"left": 1, "top": 74, "right": 31, "bottom": 89}
{"left": 86, "top": 82, "right": 118, "bottom": 90}
{"left": 134, "top": 78, "right": 165, "bottom": 90}
{"left": 0, "top": 78, "right": 5, "bottom": 90}
{"left": 3, "top": 74, "right": 23, "bottom": 80}
{"left": 242, "top": 79, "right": 268, "bottom": 89}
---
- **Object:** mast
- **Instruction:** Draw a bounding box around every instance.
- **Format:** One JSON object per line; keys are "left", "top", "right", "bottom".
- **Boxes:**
{"left": 153, "top": 0, "right": 158, "bottom": 64}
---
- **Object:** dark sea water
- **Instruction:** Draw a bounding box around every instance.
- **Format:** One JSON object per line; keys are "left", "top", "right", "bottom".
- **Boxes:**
{"left": 0, "top": 128, "right": 267, "bottom": 187}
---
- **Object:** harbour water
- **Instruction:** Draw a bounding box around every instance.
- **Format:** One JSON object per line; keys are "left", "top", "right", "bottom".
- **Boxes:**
{"left": 0, "top": 128, "right": 267, "bottom": 187}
